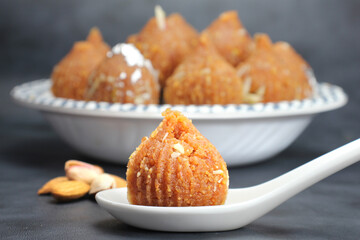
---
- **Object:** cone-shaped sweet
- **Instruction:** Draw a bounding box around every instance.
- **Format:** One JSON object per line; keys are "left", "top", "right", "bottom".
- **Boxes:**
{"left": 127, "top": 109, "right": 229, "bottom": 207}
{"left": 203, "top": 11, "right": 253, "bottom": 66}
{"left": 85, "top": 43, "right": 160, "bottom": 104}
{"left": 236, "top": 33, "right": 313, "bottom": 103}
{"left": 163, "top": 34, "right": 243, "bottom": 105}
{"left": 51, "top": 27, "right": 110, "bottom": 100}
{"left": 127, "top": 10, "right": 198, "bottom": 87}
{"left": 86, "top": 27, "right": 110, "bottom": 54}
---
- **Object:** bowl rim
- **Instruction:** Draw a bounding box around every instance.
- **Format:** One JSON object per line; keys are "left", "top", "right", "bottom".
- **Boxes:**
{"left": 10, "top": 79, "right": 347, "bottom": 120}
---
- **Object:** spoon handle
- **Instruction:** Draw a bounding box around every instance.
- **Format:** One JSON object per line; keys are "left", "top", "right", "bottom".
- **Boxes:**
{"left": 259, "top": 138, "right": 360, "bottom": 198}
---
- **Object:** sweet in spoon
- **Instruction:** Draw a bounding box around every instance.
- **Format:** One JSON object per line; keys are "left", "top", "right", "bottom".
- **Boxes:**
{"left": 126, "top": 109, "right": 229, "bottom": 206}
{"left": 97, "top": 138, "right": 360, "bottom": 232}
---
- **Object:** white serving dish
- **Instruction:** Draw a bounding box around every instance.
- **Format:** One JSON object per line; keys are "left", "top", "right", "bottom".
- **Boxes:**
{"left": 11, "top": 79, "right": 347, "bottom": 166}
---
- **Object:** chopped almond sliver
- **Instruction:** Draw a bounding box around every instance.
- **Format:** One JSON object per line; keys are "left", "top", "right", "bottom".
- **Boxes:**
{"left": 213, "top": 170, "right": 224, "bottom": 175}
{"left": 173, "top": 143, "right": 185, "bottom": 154}
{"left": 155, "top": 5, "right": 166, "bottom": 30}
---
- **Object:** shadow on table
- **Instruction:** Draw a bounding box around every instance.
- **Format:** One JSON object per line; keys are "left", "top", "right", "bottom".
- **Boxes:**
{"left": 93, "top": 218, "right": 242, "bottom": 239}
{"left": 93, "top": 218, "right": 302, "bottom": 239}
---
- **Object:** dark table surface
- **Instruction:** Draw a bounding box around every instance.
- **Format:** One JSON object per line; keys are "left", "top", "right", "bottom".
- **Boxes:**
{"left": 1, "top": 0, "right": 360, "bottom": 239}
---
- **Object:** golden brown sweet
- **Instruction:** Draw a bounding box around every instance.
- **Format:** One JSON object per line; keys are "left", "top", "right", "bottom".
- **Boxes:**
{"left": 203, "top": 11, "right": 253, "bottom": 66}
{"left": 127, "top": 109, "right": 229, "bottom": 206}
{"left": 85, "top": 43, "right": 160, "bottom": 104}
{"left": 163, "top": 34, "right": 243, "bottom": 105}
{"left": 127, "top": 7, "right": 198, "bottom": 86}
{"left": 51, "top": 28, "right": 110, "bottom": 100}
{"left": 236, "top": 34, "right": 313, "bottom": 103}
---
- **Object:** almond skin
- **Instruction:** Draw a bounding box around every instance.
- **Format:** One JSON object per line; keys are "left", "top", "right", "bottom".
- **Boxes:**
{"left": 38, "top": 176, "right": 68, "bottom": 195}
{"left": 51, "top": 180, "right": 90, "bottom": 202}
{"left": 65, "top": 160, "right": 104, "bottom": 184}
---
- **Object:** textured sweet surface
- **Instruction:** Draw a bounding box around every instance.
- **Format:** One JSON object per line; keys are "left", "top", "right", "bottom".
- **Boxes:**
{"left": 164, "top": 34, "right": 243, "bottom": 105}
{"left": 51, "top": 28, "right": 110, "bottom": 100}
{"left": 203, "top": 11, "right": 253, "bottom": 66}
{"left": 85, "top": 43, "right": 160, "bottom": 104}
{"left": 237, "top": 34, "right": 313, "bottom": 103}
{"left": 127, "top": 13, "right": 198, "bottom": 86}
{"left": 127, "top": 109, "right": 228, "bottom": 206}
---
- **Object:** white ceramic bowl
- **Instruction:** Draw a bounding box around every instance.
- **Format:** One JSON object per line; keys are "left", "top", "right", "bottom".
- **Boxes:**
{"left": 11, "top": 79, "right": 347, "bottom": 166}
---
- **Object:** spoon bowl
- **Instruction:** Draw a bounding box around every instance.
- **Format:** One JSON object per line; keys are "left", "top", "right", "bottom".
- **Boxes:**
{"left": 96, "top": 139, "right": 360, "bottom": 232}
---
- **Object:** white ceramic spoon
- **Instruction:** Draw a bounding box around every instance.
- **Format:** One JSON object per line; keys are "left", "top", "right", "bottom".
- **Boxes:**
{"left": 96, "top": 139, "right": 360, "bottom": 232}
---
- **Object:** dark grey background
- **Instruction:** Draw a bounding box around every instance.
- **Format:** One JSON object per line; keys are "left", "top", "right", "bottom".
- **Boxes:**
{"left": 1, "top": 0, "right": 359, "bottom": 239}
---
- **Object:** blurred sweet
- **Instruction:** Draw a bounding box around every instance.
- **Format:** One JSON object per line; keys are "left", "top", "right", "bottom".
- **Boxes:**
{"left": 51, "top": 28, "right": 110, "bottom": 100}
{"left": 163, "top": 34, "right": 243, "bottom": 105}
{"left": 127, "top": 6, "right": 198, "bottom": 86}
{"left": 85, "top": 43, "right": 160, "bottom": 104}
{"left": 236, "top": 34, "right": 314, "bottom": 103}
{"left": 127, "top": 109, "right": 229, "bottom": 206}
{"left": 203, "top": 11, "right": 253, "bottom": 66}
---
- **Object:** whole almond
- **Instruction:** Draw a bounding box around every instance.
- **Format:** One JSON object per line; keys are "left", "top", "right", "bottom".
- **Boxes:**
{"left": 65, "top": 160, "right": 104, "bottom": 184}
{"left": 52, "top": 180, "right": 90, "bottom": 202}
{"left": 109, "top": 174, "right": 127, "bottom": 188}
{"left": 38, "top": 176, "right": 68, "bottom": 195}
